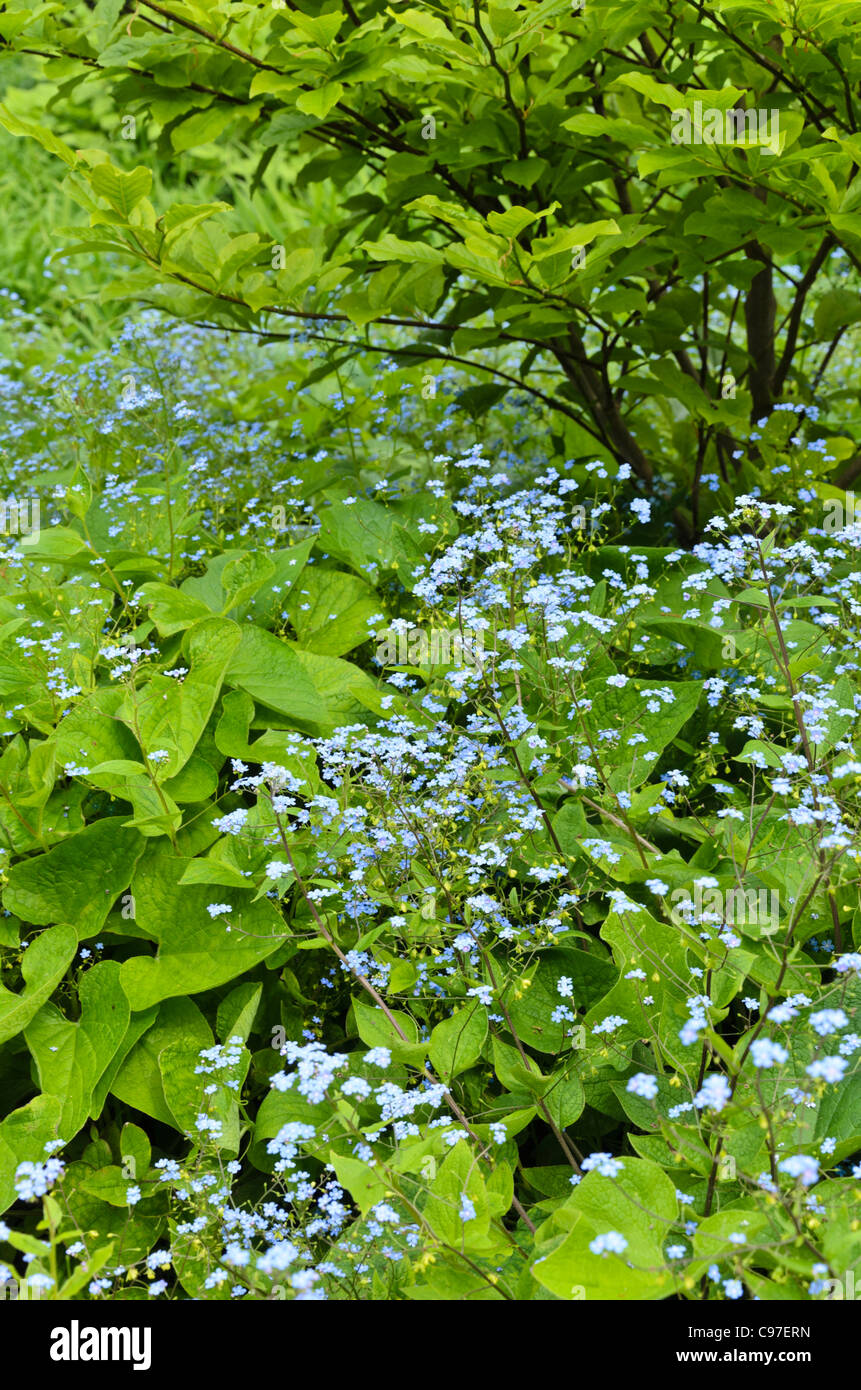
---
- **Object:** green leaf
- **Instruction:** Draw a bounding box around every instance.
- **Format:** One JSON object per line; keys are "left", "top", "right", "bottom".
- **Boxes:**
{"left": 429, "top": 1003, "right": 487, "bottom": 1078}
{"left": 353, "top": 998, "right": 427, "bottom": 1065}
{"left": 25, "top": 961, "right": 131, "bottom": 1138}
{"left": 219, "top": 551, "right": 276, "bottom": 613}
{"left": 178, "top": 858, "right": 252, "bottom": 890}
{"left": 316, "top": 498, "right": 423, "bottom": 577}
{"left": 396, "top": 7, "right": 452, "bottom": 41}
{"left": 422, "top": 1141, "right": 490, "bottom": 1248}
{"left": 4, "top": 820, "right": 144, "bottom": 939}
{"left": 162, "top": 754, "right": 218, "bottom": 803}
{"left": 813, "top": 287, "right": 861, "bottom": 339}
{"left": 580, "top": 678, "right": 702, "bottom": 790}
{"left": 329, "top": 1152, "right": 387, "bottom": 1215}
{"left": 170, "top": 106, "right": 236, "bottom": 153}
{"left": 0, "top": 1095, "right": 63, "bottom": 1215}
{"left": 287, "top": 567, "right": 379, "bottom": 656}
{"left": 612, "top": 72, "right": 683, "bottom": 110}
{"left": 486, "top": 206, "right": 539, "bottom": 238}
{"left": 532, "top": 1159, "right": 681, "bottom": 1300}
{"left": 584, "top": 907, "right": 693, "bottom": 1072}
{"left": 543, "top": 1064, "right": 586, "bottom": 1130}
{"left": 47, "top": 686, "right": 142, "bottom": 770}
{"left": 362, "top": 234, "right": 446, "bottom": 266}
{"left": 160, "top": 1039, "right": 249, "bottom": 1153}
{"left": 89, "top": 163, "right": 153, "bottom": 215}
{"left": 296, "top": 83, "right": 344, "bottom": 120}
{"left": 216, "top": 982, "right": 262, "bottom": 1044}
{"left": 691, "top": 1208, "right": 772, "bottom": 1275}
{"left": 224, "top": 623, "right": 322, "bottom": 728}
{"left": 78, "top": 1165, "right": 141, "bottom": 1208}
{"left": 110, "top": 997, "right": 211, "bottom": 1128}
{"left": 504, "top": 947, "right": 615, "bottom": 1054}
{"left": 118, "top": 856, "right": 286, "bottom": 1009}
{"left": 137, "top": 583, "right": 212, "bottom": 636}
{"left": 0, "top": 925, "right": 77, "bottom": 1045}
{"left": 251, "top": 1085, "right": 330, "bottom": 1173}
{"left": 0, "top": 104, "right": 77, "bottom": 167}
{"left": 123, "top": 616, "right": 241, "bottom": 778}
{"left": 119, "top": 1123, "right": 151, "bottom": 1183}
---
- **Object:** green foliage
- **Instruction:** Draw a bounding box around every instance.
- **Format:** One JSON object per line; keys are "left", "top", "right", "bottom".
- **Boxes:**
{"left": 2, "top": 0, "right": 861, "bottom": 526}
{"left": 0, "top": 0, "right": 860, "bottom": 1307}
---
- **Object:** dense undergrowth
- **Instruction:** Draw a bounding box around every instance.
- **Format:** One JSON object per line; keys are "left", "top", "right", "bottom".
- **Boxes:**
{"left": 0, "top": 294, "right": 858, "bottom": 1302}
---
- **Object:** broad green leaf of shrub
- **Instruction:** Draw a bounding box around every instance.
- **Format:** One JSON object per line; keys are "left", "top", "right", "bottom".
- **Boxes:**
{"left": 119, "top": 856, "right": 286, "bottom": 1009}
{"left": 287, "top": 644, "right": 392, "bottom": 728}
{"left": 690, "top": 1208, "right": 773, "bottom": 1277}
{"left": 212, "top": 690, "right": 323, "bottom": 787}
{"left": 814, "top": 1179, "right": 861, "bottom": 1275}
{"left": 170, "top": 106, "right": 238, "bottom": 154}
{"left": 46, "top": 685, "right": 142, "bottom": 771}
{"left": 179, "top": 541, "right": 314, "bottom": 627}
{"left": 296, "top": 82, "right": 343, "bottom": 120}
{"left": 0, "top": 103, "right": 76, "bottom": 168}
{"left": 405, "top": 1257, "right": 506, "bottom": 1301}
{"left": 531, "top": 1158, "right": 681, "bottom": 1300}
{"left": 177, "top": 859, "right": 252, "bottom": 891}
{"left": 287, "top": 567, "right": 379, "bottom": 656}
{"left": 223, "top": 622, "right": 323, "bottom": 728}
{"left": 0, "top": 923, "right": 77, "bottom": 1044}
{"left": 88, "top": 162, "right": 152, "bottom": 216}
{"left": 119, "top": 1123, "right": 151, "bottom": 1183}
{"left": 542, "top": 1065, "right": 586, "bottom": 1130}
{"left": 160, "top": 1039, "right": 249, "bottom": 1154}
{"left": 24, "top": 960, "right": 130, "bottom": 1138}
{"left": 584, "top": 907, "right": 695, "bottom": 1072}
{"left": 91, "top": 1008, "right": 160, "bottom": 1119}
{"left": 812, "top": 674, "right": 856, "bottom": 757}
{"left": 580, "top": 678, "right": 703, "bottom": 790}
{"left": 122, "top": 616, "right": 240, "bottom": 779}
{"left": 429, "top": 1002, "right": 487, "bottom": 1079}
{"left": 353, "top": 998, "right": 427, "bottom": 1066}
{"left": 490, "top": 1032, "right": 547, "bottom": 1096}
{"left": 216, "top": 982, "right": 262, "bottom": 1044}
{"left": 78, "top": 1166, "right": 146, "bottom": 1208}
{"left": 162, "top": 753, "right": 218, "bottom": 803}
{"left": 137, "top": 582, "right": 212, "bottom": 636}
{"left": 4, "top": 820, "right": 144, "bottom": 938}
{"left": 502, "top": 947, "right": 616, "bottom": 1054}
{"left": 219, "top": 550, "right": 276, "bottom": 613}
{"left": 317, "top": 499, "right": 423, "bottom": 579}
{"left": 109, "top": 997, "right": 211, "bottom": 1129}
{"left": 737, "top": 992, "right": 861, "bottom": 1160}
{"left": 329, "top": 1151, "right": 388, "bottom": 1216}
{"left": 121, "top": 779, "right": 183, "bottom": 838}
{"left": 251, "top": 1086, "right": 331, "bottom": 1174}
{"left": 0, "top": 1094, "right": 63, "bottom": 1215}
{"left": 422, "top": 1140, "right": 492, "bottom": 1250}
{"left": 61, "top": 1161, "right": 165, "bottom": 1267}
{"left": 0, "top": 745, "right": 86, "bottom": 854}
{"left": 213, "top": 688, "right": 258, "bottom": 759}
{"left": 168, "top": 1209, "right": 232, "bottom": 1301}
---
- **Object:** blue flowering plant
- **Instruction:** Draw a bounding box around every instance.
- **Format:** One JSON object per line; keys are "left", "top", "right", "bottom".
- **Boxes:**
{"left": 0, "top": 308, "right": 857, "bottom": 1302}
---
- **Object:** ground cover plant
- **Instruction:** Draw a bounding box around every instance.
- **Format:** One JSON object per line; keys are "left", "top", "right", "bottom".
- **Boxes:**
{"left": 0, "top": 0, "right": 859, "bottom": 1305}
